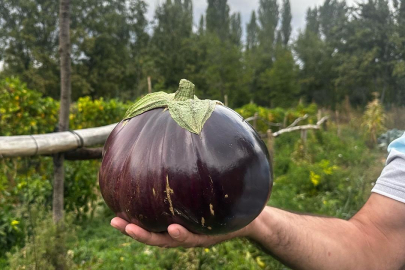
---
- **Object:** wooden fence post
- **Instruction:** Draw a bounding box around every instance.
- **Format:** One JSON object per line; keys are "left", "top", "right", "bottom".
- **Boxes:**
{"left": 53, "top": 0, "right": 71, "bottom": 225}
{"left": 283, "top": 114, "right": 287, "bottom": 128}
{"left": 224, "top": 94, "right": 228, "bottom": 107}
{"left": 301, "top": 129, "right": 307, "bottom": 155}
{"left": 147, "top": 76, "right": 152, "bottom": 93}
{"left": 335, "top": 110, "right": 341, "bottom": 137}
{"left": 267, "top": 129, "right": 274, "bottom": 164}
{"left": 253, "top": 112, "right": 258, "bottom": 130}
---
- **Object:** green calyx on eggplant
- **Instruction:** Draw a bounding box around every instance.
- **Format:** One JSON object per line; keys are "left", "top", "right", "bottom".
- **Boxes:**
{"left": 124, "top": 79, "right": 223, "bottom": 134}
{"left": 99, "top": 79, "right": 273, "bottom": 235}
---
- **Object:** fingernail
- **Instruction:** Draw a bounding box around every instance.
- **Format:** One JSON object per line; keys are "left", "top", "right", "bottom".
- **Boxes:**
{"left": 171, "top": 229, "right": 180, "bottom": 238}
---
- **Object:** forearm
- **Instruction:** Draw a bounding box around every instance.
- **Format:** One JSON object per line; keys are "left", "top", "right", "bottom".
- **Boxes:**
{"left": 246, "top": 206, "right": 379, "bottom": 270}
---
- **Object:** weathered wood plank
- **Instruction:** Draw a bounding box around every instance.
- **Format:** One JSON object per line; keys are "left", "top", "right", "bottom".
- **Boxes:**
{"left": 0, "top": 123, "right": 117, "bottom": 158}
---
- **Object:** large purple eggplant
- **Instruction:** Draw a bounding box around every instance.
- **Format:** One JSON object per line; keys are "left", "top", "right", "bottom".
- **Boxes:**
{"left": 99, "top": 79, "right": 272, "bottom": 235}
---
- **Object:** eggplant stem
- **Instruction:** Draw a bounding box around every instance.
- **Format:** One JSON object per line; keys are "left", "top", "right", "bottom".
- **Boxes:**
{"left": 174, "top": 79, "right": 195, "bottom": 101}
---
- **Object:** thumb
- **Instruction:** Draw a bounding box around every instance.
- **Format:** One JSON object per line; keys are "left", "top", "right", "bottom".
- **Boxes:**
{"left": 168, "top": 224, "right": 208, "bottom": 247}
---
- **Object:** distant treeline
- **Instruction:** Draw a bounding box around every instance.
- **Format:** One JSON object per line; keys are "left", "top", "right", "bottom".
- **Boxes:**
{"left": 0, "top": 0, "right": 404, "bottom": 108}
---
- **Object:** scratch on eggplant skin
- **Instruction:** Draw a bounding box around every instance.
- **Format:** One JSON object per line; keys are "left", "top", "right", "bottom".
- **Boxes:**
{"left": 208, "top": 176, "right": 214, "bottom": 193}
{"left": 165, "top": 175, "right": 175, "bottom": 215}
{"left": 174, "top": 208, "right": 191, "bottom": 221}
{"left": 174, "top": 207, "right": 199, "bottom": 224}
{"left": 152, "top": 188, "right": 156, "bottom": 196}
{"left": 225, "top": 194, "right": 229, "bottom": 198}
{"left": 201, "top": 217, "right": 205, "bottom": 226}
{"left": 209, "top": 204, "right": 215, "bottom": 216}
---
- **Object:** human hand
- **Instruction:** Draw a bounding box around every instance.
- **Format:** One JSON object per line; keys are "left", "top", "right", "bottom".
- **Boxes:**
{"left": 110, "top": 216, "right": 256, "bottom": 248}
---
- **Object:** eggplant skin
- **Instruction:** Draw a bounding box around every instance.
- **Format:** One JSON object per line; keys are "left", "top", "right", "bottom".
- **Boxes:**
{"left": 99, "top": 105, "right": 273, "bottom": 235}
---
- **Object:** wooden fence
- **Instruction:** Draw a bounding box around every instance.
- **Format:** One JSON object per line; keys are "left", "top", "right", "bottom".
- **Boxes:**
{"left": 0, "top": 113, "right": 327, "bottom": 160}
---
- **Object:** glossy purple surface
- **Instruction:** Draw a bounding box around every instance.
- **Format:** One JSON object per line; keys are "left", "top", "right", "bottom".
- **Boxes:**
{"left": 99, "top": 106, "right": 272, "bottom": 235}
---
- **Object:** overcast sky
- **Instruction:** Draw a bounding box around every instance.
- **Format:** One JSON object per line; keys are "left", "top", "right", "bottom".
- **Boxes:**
{"left": 145, "top": 0, "right": 359, "bottom": 39}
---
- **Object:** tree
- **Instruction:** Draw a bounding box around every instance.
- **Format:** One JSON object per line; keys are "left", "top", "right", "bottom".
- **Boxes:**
{"left": 0, "top": 0, "right": 145, "bottom": 100}
{"left": 71, "top": 0, "right": 134, "bottom": 99}
{"left": 295, "top": 7, "right": 331, "bottom": 105}
{"left": 202, "top": 34, "right": 249, "bottom": 107}
{"left": 128, "top": 0, "right": 150, "bottom": 98}
{"left": 230, "top": 13, "right": 242, "bottom": 47}
{"left": 251, "top": 0, "right": 279, "bottom": 106}
{"left": 198, "top": 15, "right": 205, "bottom": 35}
{"left": 333, "top": 0, "right": 396, "bottom": 105}
{"left": 206, "top": 0, "right": 230, "bottom": 40}
{"left": 260, "top": 48, "right": 299, "bottom": 107}
{"left": 130, "top": 0, "right": 149, "bottom": 51}
{"left": 245, "top": 11, "right": 261, "bottom": 104}
{"left": 392, "top": 0, "right": 405, "bottom": 103}
{"left": 280, "top": 0, "right": 292, "bottom": 46}
{"left": 246, "top": 11, "right": 259, "bottom": 51}
{"left": 258, "top": 0, "right": 279, "bottom": 55}
{"left": 151, "top": 0, "right": 193, "bottom": 91}
{"left": 306, "top": 7, "right": 320, "bottom": 35}
{"left": 0, "top": 0, "right": 59, "bottom": 97}
{"left": 319, "top": 0, "right": 346, "bottom": 40}
{"left": 53, "top": 0, "right": 71, "bottom": 225}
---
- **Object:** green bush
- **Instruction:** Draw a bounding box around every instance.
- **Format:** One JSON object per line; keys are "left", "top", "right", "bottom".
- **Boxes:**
{"left": 7, "top": 208, "right": 77, "bottom": 270}
{"left": 69, "top": 96, "right": 129, "bottom": 129}
{"left": 270, "top": 125, "right": 381, "bottom": 218}
{"left": 0, "top": 77, "right": 130, "bottom": 257}
{"left": 0, "top": 77, "right": 59, "bottom": 136}
{"left": 0, "top": 159, "right": 54, "bottom": 256}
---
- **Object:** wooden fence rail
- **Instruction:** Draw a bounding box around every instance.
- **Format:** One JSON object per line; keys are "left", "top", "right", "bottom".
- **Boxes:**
{"left": 0, "top": 114, "right": 328, "bottom": 160}
{"left": 273, "top": 116, "right": 328, "bottom": 137}
{"left": 0, "top": 123, "right": 117, "bottom": 158}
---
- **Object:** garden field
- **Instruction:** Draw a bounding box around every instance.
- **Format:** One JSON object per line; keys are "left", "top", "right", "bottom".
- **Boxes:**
{"left": 1, "top": 0, "right": 405, "bottom": 268}
{"left": 0, "top": 78, "right": 387, "bottom": 269}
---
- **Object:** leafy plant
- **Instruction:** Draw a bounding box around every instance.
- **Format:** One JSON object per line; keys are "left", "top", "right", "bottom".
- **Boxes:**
{"left": 7, "top": 209, "right": 77, "bottom": 270}
{"left": 361, "top": 94, "right": 386, "bottom": 147}
{"left": 0, "top": 77, "right": 130, "bottom": 256}
{"left": 0, "top": 77, "right": 59, "bottom": 136}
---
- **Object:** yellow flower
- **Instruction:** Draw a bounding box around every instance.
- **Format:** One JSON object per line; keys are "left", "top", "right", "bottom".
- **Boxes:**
{"left": 204, "top": 248, "right": 210, "bottom": 253}
{"left": 120, "top": 257, "right": 124, "bottom": 261}
{"left": 256, "top": 256, "right": 265, "bottom": 268}
{"left": 310, "top": 171, "right": 320, "bottom": 186}
{"left": 11, "top": 220, "right": 19, "bottom": 226}
{"left": 11, "top": 220, "right": 20, "bottom": 230}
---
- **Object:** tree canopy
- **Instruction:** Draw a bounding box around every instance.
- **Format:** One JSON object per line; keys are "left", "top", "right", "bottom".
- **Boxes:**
{"left": 1, "top": 0, "right": 404, "bottom": 107}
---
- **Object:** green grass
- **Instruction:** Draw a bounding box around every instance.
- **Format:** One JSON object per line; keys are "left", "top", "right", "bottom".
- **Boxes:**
{"left": 70, "top": 217, "right": 284, "bottom": 270}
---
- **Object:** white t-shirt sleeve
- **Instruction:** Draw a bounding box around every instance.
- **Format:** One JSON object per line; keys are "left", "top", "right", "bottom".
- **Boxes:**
{"left": 371, "top": 133, "right": 405, "bottom": 204}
